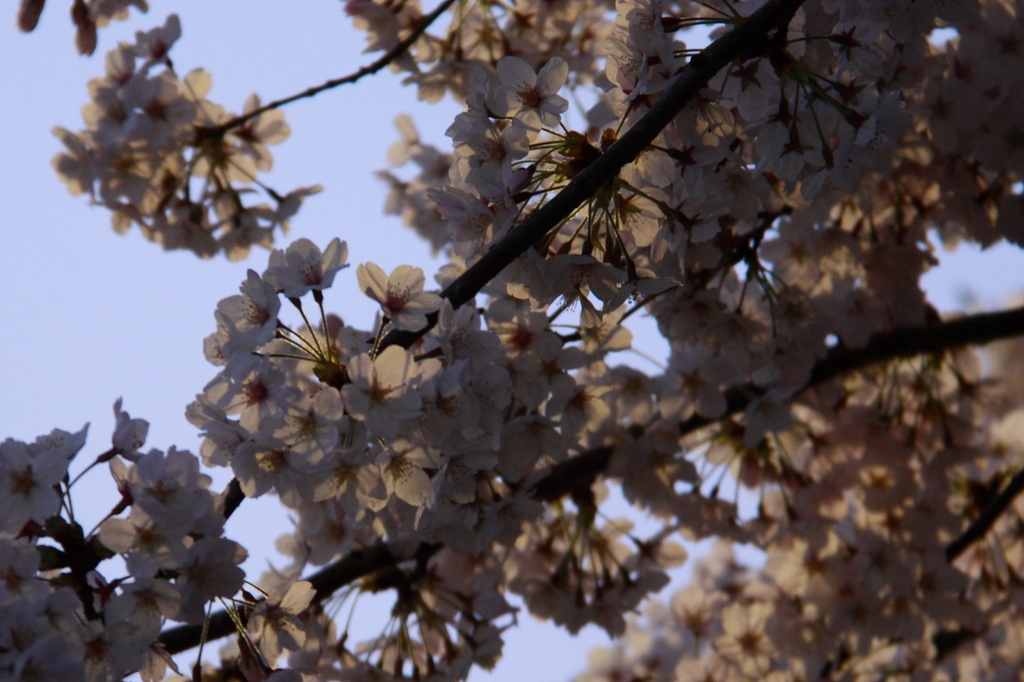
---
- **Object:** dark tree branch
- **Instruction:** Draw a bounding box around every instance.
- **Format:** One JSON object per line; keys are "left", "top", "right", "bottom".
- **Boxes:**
{"left": 160, "top": 543, "right": 404, "bottom": 654}
{"left": 376, "top": 0, "right": 808, "bottom": 355}
{"left": 946, "top": 467, "right": 1024, "bottom": 562}
{"left": 222, "top": 477, "right": 245, "bottom": 518}
{"left": 197, "top": 0, "right": 460, "bottom": 137}
{"left": 810, "top": 306, "right": 1024, "bottom": 387}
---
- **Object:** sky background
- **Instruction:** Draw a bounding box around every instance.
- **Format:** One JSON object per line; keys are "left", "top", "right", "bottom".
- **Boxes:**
{"left": 2, "top": 3, "right": 1024, "bottom": 680}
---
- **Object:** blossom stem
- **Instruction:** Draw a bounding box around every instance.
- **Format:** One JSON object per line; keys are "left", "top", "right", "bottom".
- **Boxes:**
{"left": 290, "top": 299, "right": 328, "bottom": 361}
{"left": 316, "top": 298, "right": 335, "bottom": 363}
{"left": 275, "top": 321, "right": 321, "bottom": 358}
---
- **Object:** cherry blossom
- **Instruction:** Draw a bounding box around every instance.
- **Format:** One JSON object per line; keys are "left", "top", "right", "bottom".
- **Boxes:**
{"left": 356, "top": 262, "right": 442, "bottom": 330}
{"left": 342, "top": 345, "right": 439, "bottom": 439}
{"left": 215, "top": 269, "right": 282, "bottom": 356}
{"left": 0, "top": 426, "right": 85, "bottom": 534}
{"left": 487, "top": 56, "right": 569, "bottom": 131}
{"left": 11, "top": 0, "right": 1024, "bottom": 680}
{"left": 247, "top": 579, "right": 316, "bottom": 663}
{"left": 49, "top": 24, "right": 320, "bottom": 259}
{"left": 264, "top": 237, "right": 349, "bottom": 299}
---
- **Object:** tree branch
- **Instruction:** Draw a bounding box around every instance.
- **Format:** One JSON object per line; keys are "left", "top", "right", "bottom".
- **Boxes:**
{"left": 376, "top": 0, "right": 808, "bottom": 354}
{"left": 198, "top": 0, "right": 460, "bottom": 137}
{"left": 160, "top": 543, "right": 404, "bottom": 654}
{"left": 809, "top": 306, "right": 1024, "bottom": 387}
{"left": 946, "top": 466, "right": 1024, "bottom": 562}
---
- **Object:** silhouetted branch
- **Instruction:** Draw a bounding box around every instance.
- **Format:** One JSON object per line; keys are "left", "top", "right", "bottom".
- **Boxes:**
{"left": 223, "top": 478, "right": 244, "bottom": 518}
{"left": 946, "top": 467, "right": 1024, "bottom": 561}
{"left": 376, "top": 0, "right": 808, "bottom": 355}
{"left": 810, "top": 306, "right": 1024, "bottom": 387}
{"left": 199, "top": 0, "right": 460, "bottom": 137}
{"left": 160, "top": 543, "right": 404, "bottom": 654}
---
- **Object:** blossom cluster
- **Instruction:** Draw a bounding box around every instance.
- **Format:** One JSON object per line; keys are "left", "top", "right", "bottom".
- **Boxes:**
{"left": 49, "top": 14, "right": 319, "bottom": 260}
{"left": 8, "top": 0, "right": 1024, "bottom": 680}
{"left": 0, "top": 403, "right": 246, "bottom": 681}
{"left": 580, "top": 345, "right": 1024, "bottom": 681}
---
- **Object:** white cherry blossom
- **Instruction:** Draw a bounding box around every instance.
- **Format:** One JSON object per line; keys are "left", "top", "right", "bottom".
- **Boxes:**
{"left": 264, "top": 237, "right": 348, "bottom": 298}
{"left": 356, "top": 262, "right": 442, "bottom": 331}
{"left": 13, "top": 1, "right": 1024, "bottom": 680}
{"left": 487, "top": 56, "right": 569, "bottom": 130}
{"left": 342, "top": 345, "right": 439, "bottom": 439}
{"left": 247, "top": 579, "right": 316, "bottom": 663}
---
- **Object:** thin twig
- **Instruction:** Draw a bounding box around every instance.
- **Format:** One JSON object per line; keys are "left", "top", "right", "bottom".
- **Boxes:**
{"left": 199, "top": 0, "right": 460, "bottom": 137}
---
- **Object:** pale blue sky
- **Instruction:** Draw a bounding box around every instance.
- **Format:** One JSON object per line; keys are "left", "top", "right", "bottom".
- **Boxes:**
{"left": 2, "top": 3, "right": 1023, "bottom": 680}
